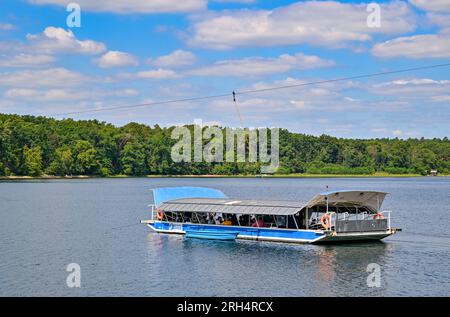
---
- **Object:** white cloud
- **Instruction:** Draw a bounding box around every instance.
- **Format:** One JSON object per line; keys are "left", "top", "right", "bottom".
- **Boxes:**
{"left": 206, "top": 76, "right": 363, "bottom": 117}
{"left": 4, "top": 87, "right": 140, "bottom": 101}
{"left": 289, "top": 100, "right": 309, "bottom": 110}
{"left": 432, "top": 95, "right": 450, "bottom": 102}
{"left": 370, "top": 78, "right": 450, "bottom": 105}
{"left": 188, "top": 1, "right": 416, "bottom": 49}
{"left": 136, "top": 68, "right": 180, "bottom": 79}
{"left": 409, "top": 0, "right": 450, "bottom": 13}
{"left": 28, "top": 0, "right": 206, "bottom": 14}
{"left": 149, "top": 50, "right": 196, "bottom": 68}
{"left": 427, "top": 13, "right": 450, "bottom": 28}
{"left": 392, "top": 129, "right": 403, "bottom": 136}
{"left": 371, "top": 127, "right": 389, "bottom": 134}
{"left": 214, "top": 76, "right": 412, "bottom": 117}
{"left": 0, "top": 68, "right": 88, "bottom": 88}
{"left": 246, "top": 76, "right": 358, "bottom": 95}
{"left": 188, "top": 53, "right": 333, "bottom": 77}
{"left": 117, "top": 89, "right": 139, "bottom": 96}
{"left": 26, "top": 27, "right": 106, "bottom": 55}
{"left": 0, "top": 54, "right": 55, "bottom": 67}
{"left": 372, "top": 78, "right": 450, "bottom": 95}
{"left": 4, "top": 88, "right": 78, "bottom": 101}
{"left": 409, "top": 0, "right": 450, "bottom": 29}
{"left": 325, "top": 125, "right": 354, "bottom": 135}
{"left": 0, "top": 23, "right": 15, "bottom": 31}
{"left": 95, "top": 51, "right": 139, "bottom": 68}
{"left": 370, "top": 100, "right": 410, "bottom": 112}
{"left": 372, "top": 32, "right": 450, "bottom": 58}
{"left": 203, "top": 120, "right": 222, "bottom": 127}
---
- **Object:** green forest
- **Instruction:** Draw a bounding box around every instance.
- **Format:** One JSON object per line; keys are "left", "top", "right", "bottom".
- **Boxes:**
{"left": 1, "top": 113, "right": 449, "bottom": 177}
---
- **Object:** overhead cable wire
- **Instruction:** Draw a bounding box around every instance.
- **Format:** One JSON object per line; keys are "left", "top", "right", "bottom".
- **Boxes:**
{"left": 232, "top": 90, "right": 244, "bottom": 126}
{"left": 236, "top": 62, "right": 450, "bottom": 95}
{"left": 54, "top": 62, "right": 450, "bottom": 116}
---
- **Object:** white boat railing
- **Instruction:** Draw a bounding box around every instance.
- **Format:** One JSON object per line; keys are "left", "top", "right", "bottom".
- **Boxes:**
{"left": 332, "top": 211, "right": 390, "bottom": 221}
{"left": 330, "top": 210, "right": 391, "bottom": 231}
{"left": 383, "top": 210, "right": 392, "bottom": 230}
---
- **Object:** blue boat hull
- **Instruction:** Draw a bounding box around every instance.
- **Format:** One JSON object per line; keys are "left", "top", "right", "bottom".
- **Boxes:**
{"left": 186, "top": 230, "right": 239, "bottom": 241}
{"left": 148, "top": 221, "right": 326, "bottom": 243}
{"left": 143, "top": 220, "right": 396, "bottom": 244}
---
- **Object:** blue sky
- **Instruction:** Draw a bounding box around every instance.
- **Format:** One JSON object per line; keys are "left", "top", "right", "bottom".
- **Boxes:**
{"left": 0, "top": 0, "right": 450, "bottom": 138}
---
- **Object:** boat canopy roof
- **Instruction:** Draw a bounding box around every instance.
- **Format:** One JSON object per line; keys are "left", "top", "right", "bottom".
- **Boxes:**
{"left": 307, "top": 190, "right": 388, "bottom": 212}
{"left": 158, "top": 198, "right": 307, "bottom": 216}
{"left": 152, "top": 187, "right": 389, "bottom": 215}
{"left": 152, "top": 186, "right": 227, "bottom": 207}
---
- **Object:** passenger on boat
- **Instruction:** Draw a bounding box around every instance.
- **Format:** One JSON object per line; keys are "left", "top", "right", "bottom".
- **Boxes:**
{"left": 276, "top": 215, "right": 286, "bottom": 228}
{"left": 221, "top": 219, "right": 233, "bottom": 225}
{"left": 214, "top": 213, "right": 223, "bottom": 224}
{"left": 184, "top": 212, "right": 192, "bottom": 222}
{"left": 251, "top": 216, "right": 266, "bottom": 228}
{"left": 239, "top": 215, "right": 249, "bottom": 226}
{"left": 207, "top": 213, "right": 215, "bottom": 224}
{"left": 230, "top": 214, "right": 239, "bottom": 226}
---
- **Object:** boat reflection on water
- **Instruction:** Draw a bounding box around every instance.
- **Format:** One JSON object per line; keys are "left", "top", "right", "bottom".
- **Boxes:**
{"left": 312, "top": 242, "right": 392, "bottom": 296}
{"left": 145, "top": 231, "right": 392, "bottom": 296}
{"left": 316, "top": 248, "right": 336, "bottom": 286}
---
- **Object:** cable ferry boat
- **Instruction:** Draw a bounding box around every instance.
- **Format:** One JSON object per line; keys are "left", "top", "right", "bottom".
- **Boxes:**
{"left": 140, "top": 187, "right": 400, "bottom": 244}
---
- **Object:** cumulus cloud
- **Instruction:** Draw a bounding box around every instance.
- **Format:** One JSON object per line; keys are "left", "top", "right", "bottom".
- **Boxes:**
{"left": 26, "top": 27, "right": 106, "bottom": 55}
{"left": 188, "top": 1, "right": 416, "bottom": 49}
{"left": 392, "top": 129, "right": 404, "bottom": 137}
{"left": 0, "top": 68, "right": 88, "bottom": 88}
{"left": 188, "top": 53, "right": 333, "bottom": 77}
{"left": 409, "top": 0, "right": 450, "bottom": 13}
{"left": 136, "top": 68, "right": 180, "bottom": 79}
{"left": 371, "top": 78, "right": 450, "bottom": 95}
{"left": 0, "top": 23, "right": 15, "bottom": 31}
{"left": 207, "top": 76, "right": 363, "bottom": 117}
{"left": 372, "top": 32, "right": 450, "bottom": 58}
{"left": 412, "top": 0, "right": 450, "bottom": 28}
{"left": 95, "top": 51, "right": 139, "bottom": 68}
{"left": 324, "top": 124, "right": 354, "bottom": 135}
{"left": 427, "top": 13, "right": 450, "bottom": 28}
{"left": 4, "top": 88, "right": 80, "bottom": 101}
{"left": 432, "top": 95, "right": 450, "bottom": 102}
{"left": 149, "top": 50, "right": 196, "bottom": 68}
{"left": 4, "top": 87, "right": 140, "bottom": 101}
{"left": 0, "top": 54, "right": 55, "bottom": 67}
{"left": 213, "top": 76, "right": 413, "bottom": 118}
{"left": 117, "top": 89, "right": 139, "bottom": 96}
{"left": 28, "top": 0, "right": 206, "bottom": 14}
{"left": 246, "top": 76, "right": 358, "bottom": 94}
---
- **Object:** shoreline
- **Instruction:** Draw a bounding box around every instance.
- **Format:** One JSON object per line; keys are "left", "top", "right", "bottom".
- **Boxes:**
{"left": 1, "top": 173, "right": 448, "bottom": 180}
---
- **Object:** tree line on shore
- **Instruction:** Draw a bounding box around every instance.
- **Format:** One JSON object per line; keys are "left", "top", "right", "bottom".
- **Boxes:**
{"left": 1, "top": 113, "right": 449, "bottom": 177}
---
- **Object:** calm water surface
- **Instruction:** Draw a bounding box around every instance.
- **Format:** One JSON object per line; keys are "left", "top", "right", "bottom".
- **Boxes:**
{"left": 1, "top": 177, "right": 450, "bottom": 296}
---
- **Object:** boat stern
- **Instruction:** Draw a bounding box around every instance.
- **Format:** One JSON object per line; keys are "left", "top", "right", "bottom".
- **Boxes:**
{"left": 314, "top": 226, "right": 401, "bottom": 243}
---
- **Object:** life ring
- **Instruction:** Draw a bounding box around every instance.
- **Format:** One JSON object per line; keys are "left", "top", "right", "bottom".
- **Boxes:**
{"left": 373, "top": 212, "right": 385, "bottom": 220}
{"left": 320, "top": 213, "right": 332, "bottom": 230}
{"left": 156, "top": 209, "right": 164, "bottom": 220}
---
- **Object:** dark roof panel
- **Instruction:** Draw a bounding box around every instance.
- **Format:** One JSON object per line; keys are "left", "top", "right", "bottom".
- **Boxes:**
{"left": 158, "top": 198, "right": 306, "bottom": 215}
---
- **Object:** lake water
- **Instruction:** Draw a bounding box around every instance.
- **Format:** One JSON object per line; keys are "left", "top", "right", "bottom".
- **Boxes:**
{"left": 1, "top": 177, "right": 450, "bottom": 296}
